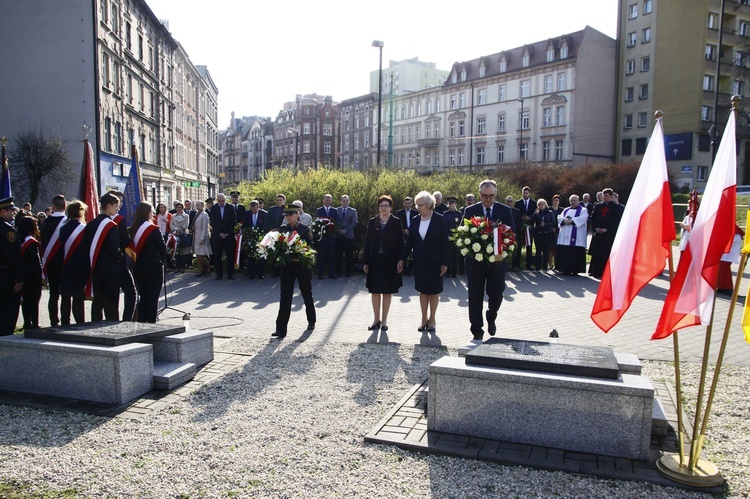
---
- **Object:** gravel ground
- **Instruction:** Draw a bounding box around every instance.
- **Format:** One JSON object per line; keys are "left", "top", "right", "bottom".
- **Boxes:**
{"left": 0, "top": 338, "right": 746, "bottom": 498}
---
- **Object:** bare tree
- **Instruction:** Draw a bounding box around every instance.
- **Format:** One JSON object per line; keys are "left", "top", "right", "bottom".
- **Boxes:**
{"left": 8, "top": 126, "right": 74, "bottom": 206}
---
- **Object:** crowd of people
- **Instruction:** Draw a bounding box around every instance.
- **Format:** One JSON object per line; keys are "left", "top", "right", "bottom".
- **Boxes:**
{"left": 0, "top": 182, "right": 624, "bottom": 341}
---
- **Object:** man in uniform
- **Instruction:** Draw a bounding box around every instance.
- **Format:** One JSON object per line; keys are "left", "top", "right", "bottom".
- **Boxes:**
{"left": 443, "top": 196, "right": 463, "bottom": 277}
{"left": 40, "top": 194, "right": 67, "bottom": 326}
{"left": 0, "top": 197, "right": 23, "bottom": 335}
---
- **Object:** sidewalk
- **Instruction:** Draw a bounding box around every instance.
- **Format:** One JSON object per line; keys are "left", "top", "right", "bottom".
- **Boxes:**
{"left": 26, "top": 263, "right": 748, "bottom": 366}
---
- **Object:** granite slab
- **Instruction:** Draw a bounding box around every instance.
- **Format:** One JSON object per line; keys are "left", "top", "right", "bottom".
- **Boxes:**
{"left": 24, "top": 321, "right": 186, "bottom": 346}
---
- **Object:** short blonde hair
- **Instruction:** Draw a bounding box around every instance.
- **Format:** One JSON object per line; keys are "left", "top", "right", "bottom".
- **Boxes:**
{"left": 414, "top": 191, "right": 435, "bottom": 209}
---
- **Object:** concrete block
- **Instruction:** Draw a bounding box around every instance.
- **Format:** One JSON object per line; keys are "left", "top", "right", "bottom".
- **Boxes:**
{"left": 148, "top": 330, "right": 213, "bottom": 366}
{"left": 615, "top": 351, "right": 642, "bottom": 375}
{"left": 0, "top": 336, "right": 153, "bottom": 404}
{"left": 428, "top": 356, "right": 653, "bottom": 461}
{"left": 651, "top": 397, "right": 668, "bottom": 437}
{"left": 153, "top": 361, "right": 196, "bottom": 390}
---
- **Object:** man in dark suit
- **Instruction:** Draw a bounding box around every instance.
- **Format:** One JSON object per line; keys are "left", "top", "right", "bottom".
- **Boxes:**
{"left": 463, "top": 180, "right": 516, "bottom": 341}
{"left": 184, "top": 199, "right": 198, "bottom": 230}
{"left": 40, "top": 194, "right": 66, "bottom": 326}
{"left": 267, "top": 194, "right": 286, "bottom": 230}
{"left": 513, "top": 186, "right": 536, "bottom": 271}
{"left": 443, "top": 196, "right": 463, "bottom": 277}
{"left": 243, "top": 200, "right": 268, "bottom": 279}
{"left": 315, "top": 193, "right": 340, "bottom": 279}
{"left": 336, "top": 194, "right": 358, "bottom": 277}
{"left": 396, "top": 196, "right": 416, "bottom": 275}
{"left": 433, "top": 191, "right": 448, "bottom": 215}
{"left": 229, "top": 192, "right": 246, "bottom": 269}
{"left": 504, "top": 195, "right": 522, "bottom": 271}
{"left": 209, "top": 193, "right": 237, "bottom": 280}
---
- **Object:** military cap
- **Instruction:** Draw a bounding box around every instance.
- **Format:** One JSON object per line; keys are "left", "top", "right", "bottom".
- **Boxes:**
{"left": 204, "top": 197, "right": 215, "bottom": 204}
{"left": 255, "top": 197, "right": 265, "bottom": 204}
{"left": 0, "top": 197, "right": 18, "bottom": 210}
{"left": 283, "top": 203, "right": 302, "bottom": 215}
{"left": 446, "top": 196, "right": 458, "bottom": 204}
{"left": 230, "top": 191, "right": 240, "bottom": 197}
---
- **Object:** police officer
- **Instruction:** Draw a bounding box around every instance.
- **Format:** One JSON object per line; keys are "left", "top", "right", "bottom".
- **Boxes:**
{"left": 444, "top": 196, "right": 463, "bottom": 278}
{"left": 0, "top": 197, "right": 23, "bottom": 335}
{"left": 272, "top": 203, "right": 316, "bottom": 339}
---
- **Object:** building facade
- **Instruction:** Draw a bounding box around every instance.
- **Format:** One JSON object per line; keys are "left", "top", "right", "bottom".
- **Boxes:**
{"left": 272, "top": 94, "right": 339, "bottom": 171}
{"left": 371, "top": 57, "right": 449, "bottom": 96}
{"left": 340, "top": 93, "right": 377, "bottom": 169}
{"left": 615, "top": 0, "right": 750, "bottom": 187}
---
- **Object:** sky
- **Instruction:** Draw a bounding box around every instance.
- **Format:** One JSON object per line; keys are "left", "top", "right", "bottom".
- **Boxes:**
{"left": 146, "top": 0, "right": 618, "bottom": 128}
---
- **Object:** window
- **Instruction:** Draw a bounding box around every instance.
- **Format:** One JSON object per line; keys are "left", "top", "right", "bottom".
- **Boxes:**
{"left": 476, "top": 147, "right": 485, "bottom": 164}
{"left": 625, "top": 87, "right": 634, "bottom": 101}
{"left": 104, "top": 117, "right": 111, "bottom": 151}
{"left": 627, "top": 59, "right": 636, "bottom": 74}
{"left": 305, "top": 140, "right": 312, "bottom": 153}
{"left": 451, "top": 73, "right": 457, "bottom": 84}
{"left": 435, "top": 98, "right": 440, "bottom": 112}
{"left": 125, "top": 21, "right": 131, "bottom": 50}
{"left": 477, "top": 117, "right": 486, "bottom": 134}
{"left": 408, "top": 126, "right": 412, "bottom": 142}
{"left": 409, "top": 104, "right": 413, "bottom": 118}
{"left": 628, "top": 32, "right": 637, "bottom": 47}
{"left": 708, "top": 12, "right": 718, "bottom": 30}
{"left": 449, "top": 122, "right": 456, "bottom": 137}
{"left": 458, "top": 120, "right": 465, "bottom": 136}
{"left": 741, "top": 21, "right": 750, "bottom": 37}
{"left": 400, "top": 127, "right": 405, "bottom": 143}
{"left": 459, "top": 93, "right": 466, "bottom": 108}
{"left": 497, "top": 145, "right": 505, "bottom": 163}
{"left": 499, "top": 85, "right": 506, "bottom": 101}
{"left": 303, "top": 123, "right": 311, "bottom": 134}
{"left": 622, "top": 139, "right": 632, "bottom": 156}
{"left": 478, "top": 88, "right": 487, "bottom": 105}
{"left": 644, "top": 0, "right": 652, "bottom": 14}
{"left": 434, "top": 123, "right": 440, "bottom": 136}
{"left": 520, "top": 80, "right": 530, "bottom": 98}
{"left": 542, "top": 141, "right": 550, "bottom": 161}
{"left": 639, "top": 84, "right": 648, "bottom": 99}
{"left": 112, "top": 62, "right": 119, "bottom": 93}
{"left": 629, "top": 4, "right": 638, "bottom": 18}
{"left": 522, "top": 54, "right": 530, "bottom": 68}
{"left": 697, "top": 166, "right": 708, "bottom": 181}
{"left": 560, "top": 45, "right": 568, "bottom": 58}
{"left": 479, "top": 65, "right": 486, "bottom": 78}
{"left": 635, "top": 138, "right": 647, "bottom": 154}
{"left": 638, "top": 112, "right": 648, "bottom": 127}
{"left": 449, "top": 149, "right": 455, "bottom": 166}
{"left": 547, "top": 48, "right": 555, "bottom": 62}
{"left": 557, "top": 73, "right": 566, "bottom": 91}
{"left": 426, "top": 100, "right": 431, "bottom": 114}
{"left": 521, "top": 111, "right": 530, "bottom": 130}
{"left": 498, "top": 114, "right": 506, "bottom": 132}
{"left": 102, "top": 52, "right": 111, "bottom": 87}
{"left": 415, "top": 125, "right": 420, "bottom": 140}
{"left": 499, "top": 60, "right": 507, "bottom": 73}
{"left": 556, "top": 106, "right": 565, "bottom": 126}
{"left": 641, "top": 56, "right": 650, "bottom": 71}
{"left": 450, "top": 95, "right": 457, "bottom": 109}
{"left": 544, "top": 75, "right": 553, "bottom": 93}
{"left": 114, "top": 122, "right": 121, "bottom": 153}
{"left": 555, "top": 140, "right": 563, "bottom": 161}
{"left": 520, "top": 143, "right": 528, "bottom": 161}
{"left": 706, "top": 44, "right": 716, "bottom": 60}
{"left": 624, "top": 114, "right": 633, "bottom": 129}
{"left": 425, "top": 151, "right": 431, "bottom": 165}
{"left": 733, "top": 80, "right": 745, "bottom": 96}
{"left": 344, "top": 136, "right": 349, "bottom": 151}
{"left": 458, "top": 149, "right": 464, "bottom": 166}
{"left": 543, "top": 108, "right": 551, "bottom": 127}
{"left": 416, "top": 102, "right": 421, "bottom": 115}
{"left": 736, "top": 51, "right": 747, "bottom": 67}
{"left": 642, "top": 27, "right": 651, "bottom": 43}
{"left": 460, "top": 69, "right": 467, "bottom": 82}
{"left": 704, "top": 75, "right": 714, "bottom": 91}
{"left": 425, "top": 123, "right": 431, "bottom": 138}
{"left": 324, "top": 141, "right": 331, "bottom": 154}
{"left": 323, "top": 123, "right": 332, "bottom": 135}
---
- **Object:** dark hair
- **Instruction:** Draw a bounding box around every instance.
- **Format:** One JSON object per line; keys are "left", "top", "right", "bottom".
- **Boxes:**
{"left": 51, "top": 195, "right": 66, "bottom": 211}
{"left": 552, "top": 194, "right": 560, "bottom": 201}
{"left": 603, "top": 188, "right": 614, "bottom": 195}
{"left": 100, "top": 192, "right": 119, "bottom": 209}
{"left": 65, "top": 200, "right": 88, "bottom": 220}
{"left": 156, "top": 202, "right": 167, "bottom": 214}
{"left": 377, "top": 195, "right": 393, "bottom": 207}
{"left": 129, "top": 202, "right": 154, "bottom": 239}
{"left": 522, "top": 186, "right": 531, "bottom": 192}
{"left": 16, "top": 216, "right": 39, "bottom": 240}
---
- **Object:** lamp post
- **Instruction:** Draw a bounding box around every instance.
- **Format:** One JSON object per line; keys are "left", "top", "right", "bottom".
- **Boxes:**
{"left": 372, "top": 40, "right": 384, "bottom": 167}
{"left": 388, "top": 72, "right": 394, "bottom": 168}
{"left": 518, "top": 98, "right": 525, "bottom": 162}
{"left": 287, "top": 128, "right": 299, "bottom": 173}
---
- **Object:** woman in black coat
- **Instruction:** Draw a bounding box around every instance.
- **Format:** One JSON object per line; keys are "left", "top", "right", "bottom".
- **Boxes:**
{"left": 59, "top": 200, "right": 89, "bottom": 325}
{"left": 532, "top": 198, "right": 557, "bottom": 272}
{"left": 129, "top": 202, "right": 168, "bottom": 323}
{"left": 17, "top": 216, "right": 42, "bottom": 330}
{"left": 398, "top": 191, "right": 449, "bottom": 332}
{"left": 363, "top": 195, "right": 403, "bottom": 331}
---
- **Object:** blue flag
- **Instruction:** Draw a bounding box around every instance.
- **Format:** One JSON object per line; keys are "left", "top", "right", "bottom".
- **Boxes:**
{"left": 119, "top": 144, "right": 142, "bottom": 225}
{"left": 0, "top": 142, "right": 11, "bottom": 199}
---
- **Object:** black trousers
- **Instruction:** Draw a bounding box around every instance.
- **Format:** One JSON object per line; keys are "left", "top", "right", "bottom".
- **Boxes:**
{"left": 120, "top": 262, "right": 137, "bottom": 321}
{"left": 0, "top": 285, "right": 21, "bottom": 335}
{"left": 46, "top": 261, "right": 63, "bottom": 326}
{"left": 317, "top": 237, "right": 336, "bottom": 277}
{"left": 134, "top": 262, "right": 163, "bottom": 323}
{"left": 212, "top": 236, "right": 236, "bottom": 278}
{"left": 275, "top": 262, "right": 316, "bottom": 333}
{"left": 21, "top": 283, "right": 42, "bottom": 330}
{"left": 61, "top": 293, "right": 85, "bottom": 325}
{"left": 91, "top": 277, "right": 120, "bottom": 322}
{"left": 448, "top": 244, "right": 460, "bottom": 276}
{"left": 465, "top": 258, "right": 506, "bottom": 339}
{"left": 246, "top": 256, "right": 266, "bottom": 277}
{"left": 335, "top": 238, "right": 354, "bottom": 275}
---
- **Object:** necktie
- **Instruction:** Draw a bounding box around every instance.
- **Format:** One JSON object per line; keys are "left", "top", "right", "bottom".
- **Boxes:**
{"left": 253, "top": 214, "right": 257, "bottom": 226}
{"left": 326, "top": 207, "right": 329, "bottom": 217}
{"left": 406, "top": 211, "right": 411, "bottom": 228}
{"left": 486, "top": 207, "right": 492, "bottom": 219}
{"left": 344, "top": 207, "right": 347, "bottom": 217}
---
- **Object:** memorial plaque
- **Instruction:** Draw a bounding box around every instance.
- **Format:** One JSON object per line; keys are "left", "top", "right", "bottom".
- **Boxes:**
{"left": 24, "top": 321, "right": 186, "bottom": 346}
{"left": 465, "top": 338, "right": 620, "bottom": 379}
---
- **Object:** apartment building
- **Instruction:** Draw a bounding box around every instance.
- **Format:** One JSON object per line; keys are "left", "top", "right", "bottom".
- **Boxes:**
{"left": 0, "top": 0, "right": 217, "bottom": 208}
{"left": 340, "top": 93, "right": 378, "bottom": 169}
{"left": 379, "top": 26, "right": 616, "bottom": 171}
{"left": 616, "top": 0, "right": 750, "bottom": 187}
{"left": 272, "top": 94, "right": 340, "bottom": 170}
{"left": 371, "top": 57, "right": 449, "bottom": 96}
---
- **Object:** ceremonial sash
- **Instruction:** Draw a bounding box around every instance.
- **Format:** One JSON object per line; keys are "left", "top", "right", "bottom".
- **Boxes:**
{"left": 130, "top": 221, "right": 159, "bottom": 258}
{"left": 525, "top": 225, "right": 532, "bottom": 245}
{"left": 234, "top": 233, "right": 242, "bottom": 268}
{"left": 563, "top": 205, "right": 583, "bottom": 246}
{"left": 85, "top": 218, "right": 117, "bottom": 297}
{"left": 63, "top": 222, "right": 86, "bottom": 265}
{"left": 21, "top": 236, "right": 39, "bottom": 258}
{"left": 166, "top": 233, "right": 177, "bottom": 259}
{"left": 112, "top": 214, "right": 125, "bottom": 226}
{"left": 41, "top": 216, "right": 67, "bottom": 281}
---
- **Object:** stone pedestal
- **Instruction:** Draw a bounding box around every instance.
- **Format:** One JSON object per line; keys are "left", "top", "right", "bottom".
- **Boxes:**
{"left": 427, "top": 356, "right": 654, "bottom": 460}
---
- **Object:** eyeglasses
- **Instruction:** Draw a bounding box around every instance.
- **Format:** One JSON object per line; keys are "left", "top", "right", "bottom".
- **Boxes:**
{"left": 378, "top": 204, "right": 391, "bottom": 208}
{"left": 416, "top": 203, "right": 428, "bottom": 208}
{"left": 480, "top": 193, "right": 496, "bottom": 199}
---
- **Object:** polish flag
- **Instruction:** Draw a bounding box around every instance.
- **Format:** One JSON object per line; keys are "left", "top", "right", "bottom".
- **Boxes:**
{"left": 79, "top": 139, "right": 100, "bottom": 223}
{"left": 591, "top": 117, "right": 675, "bottom": 332}
{"left": 652, "top": 111, "right": 737, "bottom": 340}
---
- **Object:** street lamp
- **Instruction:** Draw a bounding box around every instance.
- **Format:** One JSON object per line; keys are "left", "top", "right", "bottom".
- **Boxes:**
{"left": 518, "top": 98, "right": 525, "bottom": 162}
{"left": 372, "top": 40, "right": 384, "bottom": 167}
{"left": 287, "top": 128, "right": 299, "bottom": 172}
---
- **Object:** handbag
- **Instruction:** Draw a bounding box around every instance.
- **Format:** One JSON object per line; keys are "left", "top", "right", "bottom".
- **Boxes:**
{"left": 178, "top": 233, "right": 193, "bottom": 247}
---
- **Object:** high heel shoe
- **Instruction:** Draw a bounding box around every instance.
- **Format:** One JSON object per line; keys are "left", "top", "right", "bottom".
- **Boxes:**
{"left": 380, "top": 324, "right": 389, "bottom": 331}
{"left": 417, "top": 323, "right": 428, "bottom": 332}
{"left": 426, "top": 322, "right": 436, "bottom": 333}
{"left": 368, "top": 321, "right": 381, "bottom": 331}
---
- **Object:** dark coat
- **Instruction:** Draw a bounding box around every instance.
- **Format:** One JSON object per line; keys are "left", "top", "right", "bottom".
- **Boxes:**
{"left": 363, "top": 215, "right": 404, "bottom": 267}
{"left": 59, "top": 220, "right": 88, "bottom": 296}
{"left": 83, "top": 214, "right": 122, "bottom": 280}
{"left": 402, "top": 213, "right": 449, "bottom": 264}
{"left": 39, "top": 214, "right": 66, "bottom": 265}
{"left": 209, "top": 203, "right": 237, "bottom": 238}
{"left": 267, "top": 205, "right": 285, "bottom": 229}
{"left": 463, "top": 202, "right": 517, "bottom": 233}
{"left": 243, "top": 209, "right": 269, "bottom": 231}
{"left": 395, "top": 208, "right": 417, "bottom": 233}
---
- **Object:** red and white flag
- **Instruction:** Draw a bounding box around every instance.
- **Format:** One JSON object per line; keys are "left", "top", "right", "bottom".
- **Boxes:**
{"left": 79, "top": 139, "right": 99, "bottom": 223}
{"left": 652, "top": 111, "right": 737, "bottom": 340}
{"left": 591, "top": 118, "right": 675, "bottom": 332}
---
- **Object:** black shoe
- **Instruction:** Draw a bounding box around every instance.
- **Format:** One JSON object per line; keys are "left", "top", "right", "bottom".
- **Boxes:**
{"left": 307, "top": 323, "right": 316, "bottom": 331}
{"left": 271, "top": 331, "right": 286, "bottom": 338}
{"left": 259, "top": 275, "right": 265, "bottom": 279}
{"left": 427, "top": 325, "right": 436, "bottom": 333}
{"left": 488, "top": 323, "right": 497, "bottom": 336}
{"left": 368, "top": 321, "right": 381, "bottom": 331}
{"left": 227, "top": 276, "right": 236, "bottom": 280}
{"left": 380, "top": 325, "right": 389, "bottom": 331}
{"left": 417, "top": 323, "right": 428, "bottom": 332}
